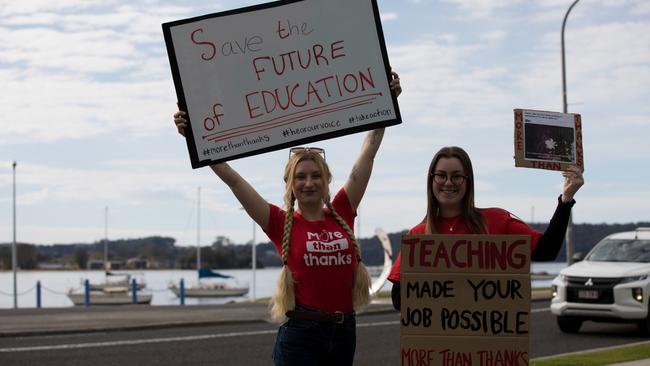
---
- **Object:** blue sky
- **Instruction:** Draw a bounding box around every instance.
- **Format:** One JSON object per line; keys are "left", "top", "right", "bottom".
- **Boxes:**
{"left": 1, "top": 0, "right": 649, "bottom": 247}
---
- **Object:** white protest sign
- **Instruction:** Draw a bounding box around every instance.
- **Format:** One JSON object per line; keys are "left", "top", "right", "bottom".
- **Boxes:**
{"left": 163, "top": 0, "right": 400, "bottom": 168}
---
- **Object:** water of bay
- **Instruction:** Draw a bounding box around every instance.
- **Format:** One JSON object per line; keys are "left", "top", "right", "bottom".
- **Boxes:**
{"left": 0, "top": 262, "right": 566, "bottom": 309}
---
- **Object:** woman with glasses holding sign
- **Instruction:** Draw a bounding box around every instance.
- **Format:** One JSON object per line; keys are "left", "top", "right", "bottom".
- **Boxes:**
{"left": 174, "top": 72, "right": 401, "bottom": 366}
{"left": 387, "top": 146, "right": 584, "bottom": 310}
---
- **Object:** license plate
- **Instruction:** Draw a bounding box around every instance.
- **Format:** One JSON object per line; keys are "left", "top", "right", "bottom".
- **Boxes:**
{"left": 578, "top": 290, "right": 599, "bottom": 299}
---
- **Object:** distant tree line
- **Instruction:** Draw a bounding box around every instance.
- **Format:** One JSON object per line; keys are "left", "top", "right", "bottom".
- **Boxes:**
{"left": 0, "top": 244, "right": 40, "bottom": 269}
{"left": 0, "top": 235, "right": 281, "bottom": 270}
{"left": 1, "top": 222, "right": 649, "bottom": 270}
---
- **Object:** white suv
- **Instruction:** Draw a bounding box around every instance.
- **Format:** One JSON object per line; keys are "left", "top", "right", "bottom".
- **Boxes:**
{"left": 550, "top": 227, "right": 650, "bottom": 333}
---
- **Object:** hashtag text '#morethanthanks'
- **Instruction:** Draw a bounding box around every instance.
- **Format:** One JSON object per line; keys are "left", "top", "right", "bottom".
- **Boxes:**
{"left": 202, "top": 134, "right": 270, "bottom": 156}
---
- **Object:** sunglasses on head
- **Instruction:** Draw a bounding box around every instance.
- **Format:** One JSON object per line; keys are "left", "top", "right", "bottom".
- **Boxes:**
{"left": 289, "top": 147, "right": 326, "bottom": 161}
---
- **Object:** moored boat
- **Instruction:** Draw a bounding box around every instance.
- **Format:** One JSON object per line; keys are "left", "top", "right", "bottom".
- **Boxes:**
{"left": 67, "top": 286, "right": 152, "bottom": 306}
{"left": 169, "top": 282, "right": 249, "bottom": 298}
{"left": 88, "top": 272, "right": 146, "bottom": 291}
{"left": 169, "top": 268, "right": 249, "bottom": 298}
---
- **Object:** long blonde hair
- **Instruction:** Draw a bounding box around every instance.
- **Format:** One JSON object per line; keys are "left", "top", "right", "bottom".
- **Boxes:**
{"left": 269, "top": 150, "right": 371, "bottom": 322}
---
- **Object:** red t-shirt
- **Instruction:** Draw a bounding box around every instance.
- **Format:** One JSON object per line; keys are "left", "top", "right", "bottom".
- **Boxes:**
{"left": 264, "top": 189, "right": 357, "bottom": 313}
{"left": 387, "top": 208, "right": 542, "bottom": 282}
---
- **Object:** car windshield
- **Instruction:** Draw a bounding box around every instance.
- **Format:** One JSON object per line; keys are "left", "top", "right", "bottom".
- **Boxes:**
{"left": 586, "top": 239, "right": 650, "bottom": 262}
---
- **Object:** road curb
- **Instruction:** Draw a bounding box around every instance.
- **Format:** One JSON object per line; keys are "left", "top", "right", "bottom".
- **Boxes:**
{"left": 0, "top": 319, "right": 267, "bottom": 338}
{"left": 0, "top": 295, "right": 549, "bottom": 338}
{"left": 0, "top": 304, "right": 397, "bottom": 338}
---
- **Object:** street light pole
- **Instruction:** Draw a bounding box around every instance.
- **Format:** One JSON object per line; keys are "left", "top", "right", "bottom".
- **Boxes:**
{"left": 561, "top": 0, "right": 580, "bottom": 265}
{"left": 251, "top": 220, "right": 256, "bottom": 301}
{"left": 197, "top": 187, "right": 201, "bottom": 270}
{"left": 357, "top": 206, "right": 361, "bottom": 239}
{"left": 12, "top": 161, "right": 17, "bottom": 309}
{"left": 239, "top": 206, "right": 257, "bottom": 300}
{"left": 104, "top": 206, "right": 108, "bottom": 272}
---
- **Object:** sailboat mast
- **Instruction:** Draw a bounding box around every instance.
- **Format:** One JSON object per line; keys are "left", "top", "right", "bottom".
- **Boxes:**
{"left": 196, "top": 187, "right": 201, "bottom": 271}
{"left": 104, "top": 206, "right": 108, "bottom": 272}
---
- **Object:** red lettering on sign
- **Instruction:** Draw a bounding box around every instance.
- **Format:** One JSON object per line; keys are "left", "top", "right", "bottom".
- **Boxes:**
{"left": 251, "top": 41, "right": 345, "bottom": 81}
{"left": 276, "top": 19, "right": 313, "bottom": 39}
{"left": 244, "top": 68, "right": 375, "bottom": 119}
{"left": 401, "top": 347, "right": 435, "bottom": 366}
{"left": 530, "top": 161, "right": 561, "bottom": 170}
{"left": 403, "top": 237, "right": 528, "bottom": 270}
{"left": 190, "top": 28, "right": 217, "bottom": 61}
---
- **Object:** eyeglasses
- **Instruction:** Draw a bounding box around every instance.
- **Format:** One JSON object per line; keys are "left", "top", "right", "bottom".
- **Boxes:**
{"left": 432, "top": 173, "right": 468, "bottom": 186}
{"left": 289, "top": 147, "right": 326, "bottom": 160}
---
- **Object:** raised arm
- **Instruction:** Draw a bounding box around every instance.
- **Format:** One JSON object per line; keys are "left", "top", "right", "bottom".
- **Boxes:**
{"left": 209, "top": 163, "right": 270, "bottom": 230}
{"left": 531, "top": 165, "right": 584, "bottom": 261}
{"left": 342, "top": 71, "right": 401, "bottom": 210}
{"left": 174, "top": 111, "right": 270, "bottom": 230}
{"left": 343, "top": 128, "right": 385, "bottom": 210}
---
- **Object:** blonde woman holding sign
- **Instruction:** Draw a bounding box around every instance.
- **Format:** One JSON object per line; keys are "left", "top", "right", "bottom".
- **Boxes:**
{"left": 388, "top": 146, "right": 584, "bottom": 310}
{"left": 174, "top": 72, "right": 401, "bottom": 365}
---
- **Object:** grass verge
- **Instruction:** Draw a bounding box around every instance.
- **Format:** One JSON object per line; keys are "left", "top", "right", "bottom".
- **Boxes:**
{"left": 531, "top": 343, "right": 650, "bottom": 366}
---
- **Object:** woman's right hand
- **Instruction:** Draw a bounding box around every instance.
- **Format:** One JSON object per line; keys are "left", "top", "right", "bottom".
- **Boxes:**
{"left": 561, "top": 165, "right": 584, "bottom": 203}
{"left": 173, "top": 110, "right": 188, "bottom": 137}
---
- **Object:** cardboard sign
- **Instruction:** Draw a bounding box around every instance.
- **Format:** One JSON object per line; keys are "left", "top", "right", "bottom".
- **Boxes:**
{"left": 400, "top": 235, "right": 531, "bottom": 366}
{"left": 162, "top": 0, "right": 401, "bottom": 168}
{"left": 514, "top": 108, "right": 583, "bottom": 172}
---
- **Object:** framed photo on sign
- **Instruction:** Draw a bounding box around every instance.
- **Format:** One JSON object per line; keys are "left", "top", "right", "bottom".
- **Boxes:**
{"left": 163, "top": 0, "right": 401, "bottom": 168}
{"left": 514, "top": 108, "right": 584, "bottom": 171}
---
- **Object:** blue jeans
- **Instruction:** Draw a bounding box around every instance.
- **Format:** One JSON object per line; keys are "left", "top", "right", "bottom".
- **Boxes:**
{"left": 272, "top": 317, "right": 356, "bottom": 366}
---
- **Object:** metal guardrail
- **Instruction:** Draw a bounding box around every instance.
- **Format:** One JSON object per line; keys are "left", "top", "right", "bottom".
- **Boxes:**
{"left": 0, "top": 279, "right": 196, "bottom": 308}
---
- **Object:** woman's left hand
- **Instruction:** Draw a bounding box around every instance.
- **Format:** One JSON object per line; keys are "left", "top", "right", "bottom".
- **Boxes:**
{"left": 561, "top": 165, "right": 584, "bottom": 203}
{"left": 389, "top": 71, "right": 401, "bottom": 97}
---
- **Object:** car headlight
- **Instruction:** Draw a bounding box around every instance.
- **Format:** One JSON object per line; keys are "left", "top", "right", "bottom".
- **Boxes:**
{"left": 620, "top": 274, "right": 648, "bottom": 284}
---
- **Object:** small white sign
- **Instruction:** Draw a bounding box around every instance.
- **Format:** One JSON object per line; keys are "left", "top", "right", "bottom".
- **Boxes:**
{"left": 514, "top": 108, "right": 584, "bottom": 171}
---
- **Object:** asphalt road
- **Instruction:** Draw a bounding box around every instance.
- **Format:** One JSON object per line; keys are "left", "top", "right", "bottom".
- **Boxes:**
{"left": 1, "top": 301, "right": 648, "bottom": 365}
{"left": 530, "top": 300, "right": 648, "bottom": 358}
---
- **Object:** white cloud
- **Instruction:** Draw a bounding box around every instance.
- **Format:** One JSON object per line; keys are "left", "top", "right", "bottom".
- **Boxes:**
{"left": 632, "top": 1, "right": 650, "bottom": 15}
{"left": 380, "top": 11, "right": 398, "bottom": 22}
{"left": 479, "top": 30, "right": 507, "bottom": 43}
{"left": 1, "top": 0, "right": 648, "bottom": 246}
{"left": 441, "top": 0, "right": 523, "bottom": 18}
